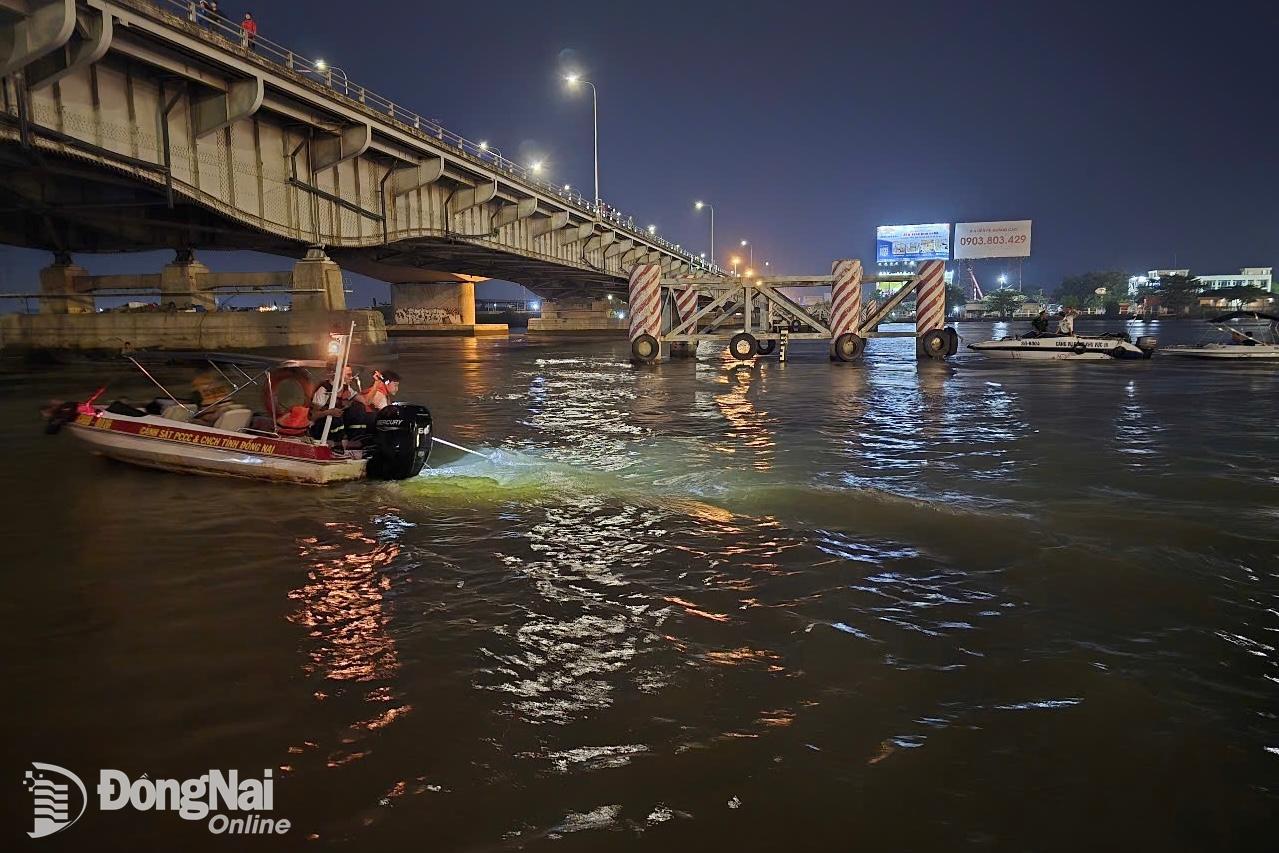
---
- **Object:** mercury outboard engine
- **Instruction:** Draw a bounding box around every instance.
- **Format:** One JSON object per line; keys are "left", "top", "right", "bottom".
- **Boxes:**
{"left": 367, "top": 403, "right": 433, "bottom": 479}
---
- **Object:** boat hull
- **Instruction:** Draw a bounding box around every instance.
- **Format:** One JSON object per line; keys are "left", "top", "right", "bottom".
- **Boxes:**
{"left": 968, "top": 336, "right": 1151, "bottom": 361}
{"left": 1163, "top": 346, "right": 1279, "bottom": 360}
{"left": 66, "top": 414, "right": 367, "bottom": 485}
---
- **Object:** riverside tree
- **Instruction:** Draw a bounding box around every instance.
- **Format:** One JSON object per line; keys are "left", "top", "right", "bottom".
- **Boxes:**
{"left": 984, "top": 289, "right": 1024, "bottom": 319}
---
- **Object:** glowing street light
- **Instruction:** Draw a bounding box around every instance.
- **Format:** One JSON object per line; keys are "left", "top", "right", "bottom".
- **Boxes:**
{"left": 478, "top": 140, "right": 503, "bottom": 161}
{"left": 694, "top": 201, "right": 715, "bottom": 263}
{"left": 647, "top": 224, "right": 657, "bottom": 235}
{"left": 739, "top": 239, "right": 754, "bottom": 268}
{"left": 313, "top": 59, "right": 348, "bottom": 93}
{"left": 998, "top": 273, "right": 1009, "bottom": 286}
{"left": 530, "top": 160, "right": 544, "bottom": 174}
{"left": 730, "top": 255, "right": 741, "bottom": 276}
{"left": 564, "top": 73, "right": 600, "bottom": 212}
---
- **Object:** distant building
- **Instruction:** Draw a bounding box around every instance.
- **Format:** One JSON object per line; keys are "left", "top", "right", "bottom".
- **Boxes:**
{"left": 1129, "top": 267, "right": 1273, "bottom": 296}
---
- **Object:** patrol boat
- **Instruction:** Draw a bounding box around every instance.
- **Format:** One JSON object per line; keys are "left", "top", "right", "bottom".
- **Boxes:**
{"left": 968, "top": 331, "right": 1157, "bottom": 361}
{"left": 46, "top": 331, "right": 433, "bottom": 485}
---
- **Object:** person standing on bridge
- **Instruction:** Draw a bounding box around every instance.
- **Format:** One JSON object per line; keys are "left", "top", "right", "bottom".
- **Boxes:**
{"left": 240, "top": 13, "right": 257, "bottom": 50}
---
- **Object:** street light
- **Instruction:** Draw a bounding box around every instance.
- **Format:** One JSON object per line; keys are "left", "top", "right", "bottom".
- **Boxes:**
{"left": 313, "top": 59, "right": 348, "bottom": 93}
{"left": 740, "top": 239, "right": 754, "bottom": 269}
{"left": 647, "top": 224, "right": 657, "bottom": 235}
{"left": 564, "top": 74, "right": 600, "bottom": 213}
{"left": 478, "top": 140, "right": 503, "bottom": 161}
{"left": 998, "top": 273, "right": 1009, "bottom": 286}
{"left": 730, "top": 255, "right": 741, "bottom": 276}
{"left": 694, "top": 201, "right": 715, "bottom": 263}
{"left": 530, "top": 160, "right": 544, "bottom": 174}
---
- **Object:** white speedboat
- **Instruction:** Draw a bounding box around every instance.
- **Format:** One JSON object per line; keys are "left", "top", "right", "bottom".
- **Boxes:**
{"left": 1163, "top": 312, "right": 1279, "bottom": 361}
{"left": 47, "top": 331, "right": 434, "bottom": 486}
{"left": 968, "top": 332, "right": 1157, "bottom": 361}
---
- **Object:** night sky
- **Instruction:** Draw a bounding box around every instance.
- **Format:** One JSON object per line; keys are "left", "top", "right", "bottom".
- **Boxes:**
{"left": 2, "top": 0, "right": 1275, "bottom": 302}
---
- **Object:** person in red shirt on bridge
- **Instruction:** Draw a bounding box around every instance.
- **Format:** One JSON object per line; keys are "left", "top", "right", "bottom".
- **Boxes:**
{"left": 241, "top": 13, "right": 257, "bottom": 49}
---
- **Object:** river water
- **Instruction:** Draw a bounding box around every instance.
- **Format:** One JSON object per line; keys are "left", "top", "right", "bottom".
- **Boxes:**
{"left": 2, "top": 320, "right": 1277, "bottom": 851}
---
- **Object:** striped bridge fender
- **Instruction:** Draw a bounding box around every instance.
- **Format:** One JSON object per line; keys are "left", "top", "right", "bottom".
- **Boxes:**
{"left": 829, "top": 258, "right": 863, "bottom": 336}
{"left": 913, "top": 260, "right": 947, "bottom": 334}
{"left": 674, "top": 284, "right": 699, "bottom": 325}
{"left": 628, "top": 263, "right": 662, "bottom": 341}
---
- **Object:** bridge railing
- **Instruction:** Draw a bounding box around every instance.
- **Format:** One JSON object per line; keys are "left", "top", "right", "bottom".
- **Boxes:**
{"left": 144, "top": 0, "right": 720, "bottom": 275}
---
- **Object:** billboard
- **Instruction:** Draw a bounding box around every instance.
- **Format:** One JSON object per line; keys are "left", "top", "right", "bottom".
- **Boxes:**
{"left": 954, "top": 220, "right": 1032, "bottom": 259}
{"left": 876, "top": 223, "right": 951, "bottom": 263}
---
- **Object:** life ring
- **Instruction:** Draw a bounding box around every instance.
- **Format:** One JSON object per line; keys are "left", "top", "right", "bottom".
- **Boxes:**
{"left": 1071, "top": 343, "right": 1088, "bottom": 355}
{"left": 263, "top": 366, "right": 315, "bottom": 419}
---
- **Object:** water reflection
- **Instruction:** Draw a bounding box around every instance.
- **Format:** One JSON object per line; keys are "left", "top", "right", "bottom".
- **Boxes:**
{"left": 477, "top": 496, "right": 672, "bottom": 724}
{"left": 288, "top": 520, "right": 410, "bottom": 766}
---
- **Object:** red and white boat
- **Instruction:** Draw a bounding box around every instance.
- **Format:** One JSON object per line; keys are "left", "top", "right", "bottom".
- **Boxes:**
{"left": 48, "top": 330, "right": 434, "bottom": 486}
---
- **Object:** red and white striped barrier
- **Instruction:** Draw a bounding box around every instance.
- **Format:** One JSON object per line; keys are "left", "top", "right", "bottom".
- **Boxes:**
{"left": 913, "top": 260, "right": 946, "bottom": 334}
{"left": 674, "top": 285, "right": 699, "bottom": 327}
{"left": 829, "top": 258, "right": 863, "bottom": 336}
{"left": 628, "top": 263, "right": 662, "bottom": 341}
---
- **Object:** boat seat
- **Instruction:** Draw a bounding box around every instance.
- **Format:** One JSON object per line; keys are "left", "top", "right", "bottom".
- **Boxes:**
{"left": 212, "top": 406, "right": 253, "bottom": 432}
{"left": 162, "top": 405, "right": 194, "bottom": 423}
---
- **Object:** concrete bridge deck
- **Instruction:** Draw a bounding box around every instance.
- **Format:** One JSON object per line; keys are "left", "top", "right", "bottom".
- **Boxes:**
{"left": 0, "top": 0, "right": 715, "bottom": 324}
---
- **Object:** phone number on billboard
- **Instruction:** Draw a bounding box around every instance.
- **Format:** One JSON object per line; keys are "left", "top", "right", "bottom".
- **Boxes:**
{"left": 958, "top": 234, "right": 1028, "bottom": 246}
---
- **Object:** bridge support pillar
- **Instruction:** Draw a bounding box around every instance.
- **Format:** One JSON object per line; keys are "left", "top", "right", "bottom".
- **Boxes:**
{"left": 39, "top": 254, "right": 92, "bottom": 314}
{"left": 160, "top": 250, "right": 216, "bottom": 311}
{"left": 527, "top": 296, "right": 628, "bottom": 334}
{"left": 291, "top": 248, "right": 346, "bottom": 312}
{"left": 389, "top": 281, "right": 478, "bottom": 327}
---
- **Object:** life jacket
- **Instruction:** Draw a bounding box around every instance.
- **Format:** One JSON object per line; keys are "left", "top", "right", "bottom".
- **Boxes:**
{"left": 356, "top": 380, "right": 389, "bottom": 412}
{"left": 277, "top": 404, "right": 311, "bottom": 436}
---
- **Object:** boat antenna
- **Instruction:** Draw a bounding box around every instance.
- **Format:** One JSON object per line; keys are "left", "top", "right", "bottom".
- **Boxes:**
{"left": 431, "top": 436, "right": 493, "bottom": 461}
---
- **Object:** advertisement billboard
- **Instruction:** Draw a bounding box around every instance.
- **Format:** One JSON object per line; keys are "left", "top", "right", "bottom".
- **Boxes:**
{"left": 954, "top": 220, "right": 1032, "bottom": 259}
{"left": 876, "top": 223, "right": 951, "bottom": 264}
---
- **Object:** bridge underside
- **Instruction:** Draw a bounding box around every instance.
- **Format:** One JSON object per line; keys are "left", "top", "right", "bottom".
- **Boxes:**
{"left": 0, "top": 144, "right": 624, "bottom": 300}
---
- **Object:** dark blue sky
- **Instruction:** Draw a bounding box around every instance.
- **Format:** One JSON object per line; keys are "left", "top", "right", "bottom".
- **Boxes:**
{"left": 2, "top": 0, "right": 1275, "bottom": 302}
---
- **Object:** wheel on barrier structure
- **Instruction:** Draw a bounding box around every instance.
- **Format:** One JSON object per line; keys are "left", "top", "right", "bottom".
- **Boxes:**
{"left": 789, "top": 319, "right": 803, "bottom": 333}
{"left": 756, "top": 339, "right": 777, "bottom": 355}
{"left": 945, "top": 327, "right": 959, "bottom": 356}
{"left": 729, "top": 332, "right": 758, "bottom": 360}
{"left": 831, "top": 332, "right": 866, "bottom": 362}
{"left": 920, "top": 329, "right": 949, "bottom": 360}
{"left": 631, "top": 333, "right": 660, "bottom": 363}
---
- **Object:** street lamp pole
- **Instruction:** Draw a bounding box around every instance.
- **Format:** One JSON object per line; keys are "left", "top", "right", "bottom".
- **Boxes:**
{"left": 741, "top": 240, "right": 753, "bottom": 269}
{"left": 694, "top": 201, "right": 714, "bottom": 267}
{"left": 565, "top": 75, "right": 599, "bottom": 213}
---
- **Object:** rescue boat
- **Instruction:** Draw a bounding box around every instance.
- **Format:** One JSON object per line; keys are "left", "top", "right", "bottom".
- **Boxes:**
{"left": 968, "top": 332, "right": 1157, "bottom": 361}
{"left": 47, "top": 330, "right": 433, "bottom": 486}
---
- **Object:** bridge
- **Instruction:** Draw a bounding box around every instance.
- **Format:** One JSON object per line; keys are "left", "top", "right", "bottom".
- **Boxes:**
{"left": 0, "top": 0, "right": 713, "bottom": 339}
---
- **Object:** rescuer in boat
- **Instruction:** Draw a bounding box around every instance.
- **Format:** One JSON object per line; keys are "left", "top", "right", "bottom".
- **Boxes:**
{"left": 343, "top": 369, "right": 401, "bottom": 446}
{"left": 1030, "top": 309, "right": 1051, "bottom": 336}
{"left": 1057, "top": 307, "right": 1078, "bottom": 336}
{"left": 309, "top": 364, "right": 357, "bottom": 443}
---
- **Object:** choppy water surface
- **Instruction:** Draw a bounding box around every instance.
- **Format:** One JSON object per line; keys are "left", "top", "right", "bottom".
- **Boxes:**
{"left": 2, "top": 320, "right": 1277, "bottom": 851}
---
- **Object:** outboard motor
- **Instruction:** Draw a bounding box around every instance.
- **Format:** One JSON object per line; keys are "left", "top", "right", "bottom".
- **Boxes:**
{"left": 368, "top": 403, "right": 433, "bottom": 479}
{"left": 1136, "top": 336, "right": 1158, "bottom": 358}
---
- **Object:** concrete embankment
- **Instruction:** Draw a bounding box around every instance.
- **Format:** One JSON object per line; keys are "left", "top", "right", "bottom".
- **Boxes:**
{"left": 0, "top": 310, "right": 387, "bottom": 353}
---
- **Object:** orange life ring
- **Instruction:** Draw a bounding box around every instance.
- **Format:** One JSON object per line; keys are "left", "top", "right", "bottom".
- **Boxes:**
{"left": 263, "top": 367, "right": 315, "bottom": 421}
